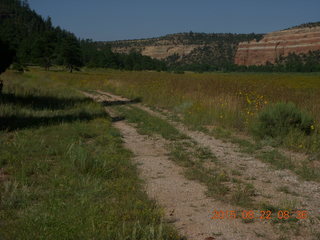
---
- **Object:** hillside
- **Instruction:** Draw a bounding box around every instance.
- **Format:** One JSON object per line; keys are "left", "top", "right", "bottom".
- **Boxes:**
{"left": 235, "top": 24, "right": 320, "bottom": 66}
{"left": 103, "top": 32, "right": 264, "bottom": 68}
{"left": 288, "top": 21, "right": 320, "bottom": 30}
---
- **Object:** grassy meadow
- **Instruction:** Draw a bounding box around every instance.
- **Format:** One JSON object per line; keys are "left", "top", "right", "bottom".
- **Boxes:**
{"left": 0, "top": 70, "right": 181, "bottom": 240}
{"left": 4, "top": 68, "right": 320, "bottom": 154}
{"left": 24, "top": 68, "right": 319, "bottom": 153}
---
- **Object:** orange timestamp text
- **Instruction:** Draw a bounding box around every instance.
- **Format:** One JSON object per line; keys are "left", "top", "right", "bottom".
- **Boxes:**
{"left": 211, "top": 210, "right": 308, "bottom": 220}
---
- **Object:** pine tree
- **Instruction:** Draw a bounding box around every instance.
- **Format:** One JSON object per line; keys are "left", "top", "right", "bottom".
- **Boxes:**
{"left": 0, "top": 38, "right": 15, "bottom": 74}
{"left": 32, "top": 31, "right": 56, "bottom": 70}
{"left": 61, "top": 36, "right": 82, "bottom": 72}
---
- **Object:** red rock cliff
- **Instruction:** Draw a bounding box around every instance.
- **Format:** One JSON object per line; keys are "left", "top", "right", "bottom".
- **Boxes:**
{"left": 235, "top": 26, "right": 320, "bottom": 66}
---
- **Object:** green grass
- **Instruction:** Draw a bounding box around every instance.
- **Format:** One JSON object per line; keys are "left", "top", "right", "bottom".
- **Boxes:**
{"left": 257, "top": 149, "right": 320, "bottom": 181}
{"left": 116, "top": 106, "right": 187, "bottom": 140}
{"left": 257, "top": 150, "right": 294, "bottom": 170}
{"left": 170, "top": 141, "right": 230, "bottom": 198}
{"left": 230, "top": 183, "right": 256, "bottom": 208}
{"left": 102, "top": 70, "right": 320, "bottom": 155}
{"left": 0, "top": 72, "right": 181, "bottom": 240}
{"left": 208, "top": 126, "right": 320, "bottom": 182}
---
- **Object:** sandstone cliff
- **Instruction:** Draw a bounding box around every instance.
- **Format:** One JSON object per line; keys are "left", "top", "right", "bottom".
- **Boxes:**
{"left": 111, "top": 43, "right": 199, "bottom": 60}
{"left": 235, "top": 26, "right": 320, "bottom": 66}
{"left": 103, "top": 33, "right": 262, "bottom": 66}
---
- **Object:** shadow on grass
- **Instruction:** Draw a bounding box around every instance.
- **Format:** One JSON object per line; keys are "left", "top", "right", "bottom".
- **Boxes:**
{"left": 0, "top": 112, "right": 107, "bottom": 131}
{"left": 101, "top": 97, "right": 142, "bottom": 107}
{"left": 0, "top": 92, "right": 111, "bottom": 131}
{"left": 110, "top": 116, "right": 126, "bottom": 122}
{"left": 0, "top": 91, "right": 135, "bottom": 131}
{"left": 0, "top": 93, "right": 93, "bottom": 110}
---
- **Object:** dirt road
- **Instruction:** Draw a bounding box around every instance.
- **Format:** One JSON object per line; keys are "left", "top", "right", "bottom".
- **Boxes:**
{"left": 83, "top": 90, "right": 320, "bottom": 240}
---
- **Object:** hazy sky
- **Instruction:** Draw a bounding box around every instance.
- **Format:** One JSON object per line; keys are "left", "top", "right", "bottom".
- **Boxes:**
{"left": 28, "top": 0, "right": 320, "bottom": 41}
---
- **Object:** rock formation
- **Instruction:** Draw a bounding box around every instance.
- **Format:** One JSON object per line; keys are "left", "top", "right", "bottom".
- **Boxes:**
{"left": 235, "top": 26, "right": 320, "bottom": 66}
{"left": 111, "top": 43, "right": 199, "bottom": 60}
{"left": 103, "top": 33, "right": 262, "bottom": 65}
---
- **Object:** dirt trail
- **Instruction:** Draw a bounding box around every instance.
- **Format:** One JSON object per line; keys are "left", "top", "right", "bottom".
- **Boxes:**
{"left": 84, "top": 90, "right": 320, "bottom": 239}
{"left": 95, "top": 91, "right": 320, "bottom": 216}
{"left": 111, "top": 116, "right": 276, "bottom": 240}
{"left": 137, "top": 105, "right": 320, "bottom": 208}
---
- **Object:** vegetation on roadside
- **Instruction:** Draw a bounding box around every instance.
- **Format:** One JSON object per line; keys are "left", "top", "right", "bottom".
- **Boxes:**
{"left": 5, "top": 69, "right": 318, "bottom": 157}
{"left": 252, "top": 102, "right": 314, "bottom": 139}
{"left": 209, "top": 126, "right": 320, "bottom": 182}
{"left": 115, "top": 106, "right": 186, "bottom": 141}
{"left": 100, "top": 71, "right": 320, "bottom": 154}
{"left": 0, "top": 72, "right": 181, "bottom": 240}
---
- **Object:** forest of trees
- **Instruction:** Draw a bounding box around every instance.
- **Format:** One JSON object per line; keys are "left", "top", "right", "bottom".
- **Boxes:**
{"left": 0, "top": 0, "right": 166, "bottom": 72}
{"left": 0, "top": 38, "right": 14, "bottom": 74}
{"left": 81, "top": 40, "right": 166, "bottom": 71}
{"left": 0, "top": 0, "right": 319, "bottom": 74}
{"left": 174, "top": 50, "right": 320, "bottom": 73}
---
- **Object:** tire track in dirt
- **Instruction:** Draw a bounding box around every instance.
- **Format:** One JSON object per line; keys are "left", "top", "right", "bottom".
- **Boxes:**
{"left": 95, "top": 90, "right": 320, "bottom": 223}
{"left": 83, "top": 91, "right": 278, "bottom": 240}
{"left": 94, "top": 90, "right": 320, "bottom": 237}
{"left": 86, "top": 90, "right": 320, "bottom": 239}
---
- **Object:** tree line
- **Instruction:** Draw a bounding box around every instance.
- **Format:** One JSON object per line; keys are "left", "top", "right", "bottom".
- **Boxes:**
{"left": 171, "top": 51, "right": 320, "bottom": 73}
{"left": 0, "top": 0, "right": 166, "bottom": 73}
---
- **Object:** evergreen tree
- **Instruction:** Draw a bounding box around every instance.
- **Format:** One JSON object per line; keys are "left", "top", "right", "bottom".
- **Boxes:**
{"left": 0, "top": 38, "right": 15, "bottom": 74}
{"left": 61, "top": 36, "right": 82, "bottom": 72}
{"left": 32, "top": 31, "right": 56, "bottom": 70}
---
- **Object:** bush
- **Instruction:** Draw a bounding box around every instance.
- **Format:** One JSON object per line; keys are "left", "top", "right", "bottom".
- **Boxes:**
{"left": 11, "top": 63, "right": 25, "bottom": 72}
{"left": 252, "top": 102, "right": 314, "bottom": 139}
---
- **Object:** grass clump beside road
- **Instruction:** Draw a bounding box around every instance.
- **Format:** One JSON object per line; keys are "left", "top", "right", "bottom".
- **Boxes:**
{"left": 252, "top": 102, "right": 314, "bottom": 139}
{"left": 0, "top": 72, "right": 181, "bottom": 240}
{"left": 116, "top": 106, "right": 186, "bottom": 140}
{"left": 210, "top": 126, "right": 320, "bottom": 182}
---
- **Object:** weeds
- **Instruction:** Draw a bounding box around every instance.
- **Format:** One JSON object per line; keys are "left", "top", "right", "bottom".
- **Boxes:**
{"left": 116, "top": 106, "right": 187, "bottom": 140}
{"left": 252, "top": 102, "right": 314, "bottom": 139}
{"left": 0, "top": 71, "right": 181, "bottom": 240}
{"left": 231, "top": 184, "right": 255, "bottom": 208}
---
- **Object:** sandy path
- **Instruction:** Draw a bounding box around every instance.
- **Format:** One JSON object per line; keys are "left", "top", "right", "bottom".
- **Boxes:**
{"left": 137, "top": 104, "right": 320, "bottom": 209}
{"left": 112, "top": 115, "right": 276, "bottom": 240}
{"left": 95, "top": 91, "right": 320, "bottom": 219}
{"left": 83, "top": 91, "right": 279, "bottom": 239}
{"left": 84, "top": 90, "right": 320, "bottom": 239}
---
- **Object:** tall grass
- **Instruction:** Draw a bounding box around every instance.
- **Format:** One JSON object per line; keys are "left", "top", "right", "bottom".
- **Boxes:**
{"left": 95, "top": 70, "right": 320, "bottom": 153}
{"left": 0, "top": 71, "right": 181, "bottom": 240}
{"left": 5, "top": 69, "right": 319, "bottom": 153}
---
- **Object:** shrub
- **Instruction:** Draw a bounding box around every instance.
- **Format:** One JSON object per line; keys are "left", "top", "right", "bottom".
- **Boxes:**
{"left": 11, "top": 63, "right": 24, "bottom": 72}
{"left": 252, "top": 102, "right": 314, "bottom": 139}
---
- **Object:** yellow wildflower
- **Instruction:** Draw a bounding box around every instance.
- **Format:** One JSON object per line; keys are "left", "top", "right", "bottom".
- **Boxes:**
{"left": 246, "top": 96, "right": 251, "bottom": 104}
